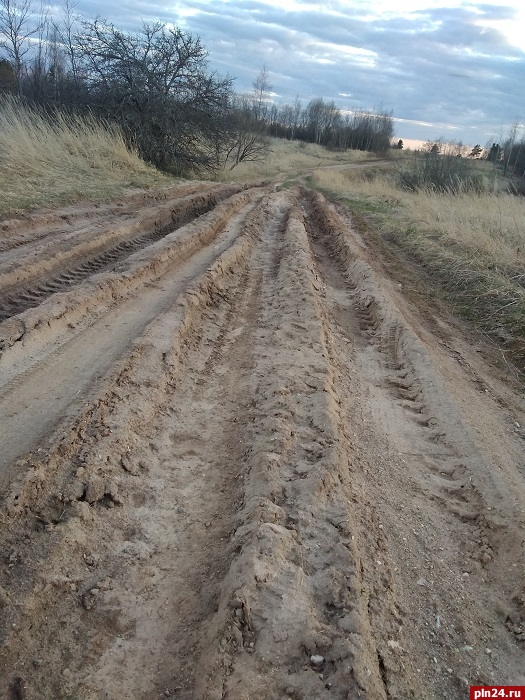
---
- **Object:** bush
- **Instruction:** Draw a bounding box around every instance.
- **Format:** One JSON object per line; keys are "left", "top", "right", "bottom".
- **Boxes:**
{"left": 397, "top": 151, "right": 486, "bottom": 194}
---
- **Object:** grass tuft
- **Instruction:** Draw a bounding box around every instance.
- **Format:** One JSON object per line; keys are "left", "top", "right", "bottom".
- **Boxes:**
{"left": 0, "top": 97, "right": 174, "bottom": 219}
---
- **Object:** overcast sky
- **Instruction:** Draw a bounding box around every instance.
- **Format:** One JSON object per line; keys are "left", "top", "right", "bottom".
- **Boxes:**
{"left": 62, "top": 1, "right": 525, "bottom": 146}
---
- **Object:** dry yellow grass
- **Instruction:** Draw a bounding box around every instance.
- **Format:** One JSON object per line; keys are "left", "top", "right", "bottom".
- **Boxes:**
{"left": 220, "top": 138, "right": 374, "bottom": 182}
{"left": 312, "top": 165, "right": 525, "bottom": 360}
{"left": 313, "top": 167, "right": 525, "bottom": 268}
{"left": 0, "top": 98, "right": 174, "bottom": 218}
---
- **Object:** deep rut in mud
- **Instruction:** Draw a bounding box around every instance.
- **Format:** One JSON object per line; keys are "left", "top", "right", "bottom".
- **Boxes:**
{"left": 0, "top": 185, "right": 244, "bottom": 323}
{"left": 0, "top": 186, "right": 524, "bottom": 699}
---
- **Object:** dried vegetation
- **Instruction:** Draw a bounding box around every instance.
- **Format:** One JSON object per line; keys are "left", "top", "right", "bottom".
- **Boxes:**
{"left": 221, "top": 137, "right": 373, "bottom": 182}
{"left": 312, "top": 162, "right": 525, "bottom": 367}
{"left": 0, "top": 98, "right": 173, "bottom": 218}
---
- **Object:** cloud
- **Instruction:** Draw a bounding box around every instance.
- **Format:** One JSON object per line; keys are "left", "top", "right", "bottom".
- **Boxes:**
{"left": 53, "top": 0, "right": 525, "bottom": 144}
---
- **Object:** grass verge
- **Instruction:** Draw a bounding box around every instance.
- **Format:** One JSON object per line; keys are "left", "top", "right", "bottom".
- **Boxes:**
{"left": 0, "top": 98, "right": 174, "bottom": 219}
{"left": 218, "top": 137, "right": 376, "bottom": 183}
{"left": 310, "top": 166, "right": 525, "bottom": 371}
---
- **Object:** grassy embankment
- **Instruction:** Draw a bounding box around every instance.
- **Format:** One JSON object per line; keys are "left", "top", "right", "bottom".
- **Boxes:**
{"left": 0, "top": 98, "right": 173, "bottom": 219}
{"left": 310, "top": 158, "right": 525, "bottom": 371}
{"left": 221, "top": 137, "right": 374, "bottom": 184}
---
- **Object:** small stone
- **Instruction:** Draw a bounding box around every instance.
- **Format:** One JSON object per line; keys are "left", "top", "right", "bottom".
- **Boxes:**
{"left": 481, "top": 553, "right": 492, "bottom": 565}
{"left": 485, "top": 648, "right": 492, "bottom": 655}
{"left": 62, "top": 668, "right": 71, "bottom": 678}
{"left": 310, "top": 655, "right": 324, "bottom": 666}
{"left": 85, "top": 476, "right": 105, "bottom": 504}
{"left": 106, "top": 479, "right": 123, "bottom": 505}
{"left": 165, "top": 691, "right": 171, "bottom": 697}
{"left": 462, "top": 646, "right": 473, "bottom": 652}
{"left": 121, "top": 455, "right": 140, "bottom": 475}
{"left": 416, "top": 578, "right": 427, "bottom": 586}
{"left": 81, "top": 591, "right": 97, "bottom": 610}
{"left": 462, "top": 572, "right": 470, "bottom": 578}
{"left": 388, "top": 640, "right": 402, "bottom": 651}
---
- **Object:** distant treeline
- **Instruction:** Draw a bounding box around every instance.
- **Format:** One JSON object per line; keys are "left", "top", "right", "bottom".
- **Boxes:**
{"left": 0, "top": 0, "right": 395, "bottom": 173}
{"left": 264, "top": 97, "right": 394, "bottom": 153}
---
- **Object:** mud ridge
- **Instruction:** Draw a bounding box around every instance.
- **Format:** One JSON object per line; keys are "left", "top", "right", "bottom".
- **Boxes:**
{"left": 0, "top": 188, "right": 261, "bottom": 361}
{"left": 0, "top": 185, "right": 245, "bottom": 322}
{"left": 0, "top": 181, "right": 222, "bottom": 252}
{"left": 200, "top": 193, "right": 387, "bottom": 700}
{"left": 0, "top": 197, "right": 265, "bottom": 699}
{"left": 4, "top": 204, "right": 262, "bottom": 519}
{"left": 304, "top": 188, "right": 525, "bottom": 676}
{"left": 305, "top": 189, "right": 513, "bottom": 528}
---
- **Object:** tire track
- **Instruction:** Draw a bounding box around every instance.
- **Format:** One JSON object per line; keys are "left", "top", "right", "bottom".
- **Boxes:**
{"left": 0, "top": 185, "right": 243, "bottom": 323}
{"left": 0, "top": 181, "right": 212, "bottom": 254}
{"left": 0, "top": 190, "right": 264, "bottom": 496}
{"left": 0, "top": 186, "right": 524, "bottom": 700}
{"left": 0, "top": 193, "right": 279, "bottom": 700}
{"left": 303, "top": 188, "right": 525, "bottom": 694}
{"left": 0, "top": 188, "right": 260, "bottom": 362}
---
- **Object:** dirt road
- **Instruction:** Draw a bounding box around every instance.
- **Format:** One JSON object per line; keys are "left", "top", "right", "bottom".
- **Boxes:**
{"left": 0, "top": 183, "right": 524, "bottom": 699}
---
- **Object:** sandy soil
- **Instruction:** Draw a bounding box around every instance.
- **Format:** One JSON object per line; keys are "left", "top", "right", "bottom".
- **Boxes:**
{"left": 0, "top": 182, "right": 524, "bottom": 699}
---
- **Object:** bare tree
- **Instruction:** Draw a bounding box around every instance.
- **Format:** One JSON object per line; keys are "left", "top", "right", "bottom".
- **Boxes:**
{"left": 52, "top": 0, "right": 81, "bottom": 91}
{"left": 0, "top": 0, "right": 44, "bottom": 94}
{"left": 73, "top": 19, "right": 234, "bottom": 172}
{"left": 222, "top": 96, "right": 270, "bottom": 169}
{"left": 25, "top": 0, "right": 50, "bottom": 100}
{"left": 503, "top": 120, "right": 519, "bottom": 177}
{"left": 251, "top": 65, "right": 271, "bottom": 121}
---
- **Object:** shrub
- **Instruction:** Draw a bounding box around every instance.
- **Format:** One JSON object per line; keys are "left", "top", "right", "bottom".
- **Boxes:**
{"left": 397, "top": 151, "right": 487, "bottom": 194}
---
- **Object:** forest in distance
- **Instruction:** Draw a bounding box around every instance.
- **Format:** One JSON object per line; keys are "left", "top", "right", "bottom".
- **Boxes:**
{"left": 0, "top": 0, "right": 395, "bottom": 174}
{"left": 1, "top": 0, "right": 525, "bottom": 181}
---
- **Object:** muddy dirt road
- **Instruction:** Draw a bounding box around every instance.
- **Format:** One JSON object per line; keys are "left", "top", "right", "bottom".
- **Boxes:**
{"left": 0, "top": 183, "right": 524, "bottom": 699}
